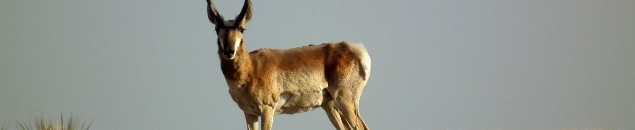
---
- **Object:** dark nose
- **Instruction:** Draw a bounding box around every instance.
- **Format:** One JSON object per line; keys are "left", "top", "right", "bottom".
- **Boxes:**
{"left": 224, "top": 50, "right": 235, "bottom": 57}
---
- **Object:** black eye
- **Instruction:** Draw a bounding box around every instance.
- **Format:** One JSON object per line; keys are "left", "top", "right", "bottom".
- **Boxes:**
{"left": 240, "top": 28, "right": 246, "bottom": 33}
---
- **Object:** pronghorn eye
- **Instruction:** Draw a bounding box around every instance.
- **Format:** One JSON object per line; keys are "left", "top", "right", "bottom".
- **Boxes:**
{"left": 238, "top": 28, "right": 246, "bottom": 33}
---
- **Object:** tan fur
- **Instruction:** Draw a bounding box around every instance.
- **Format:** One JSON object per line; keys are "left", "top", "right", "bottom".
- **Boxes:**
{"left": 221, "top": 42, "right": 370, "bottom": 130}
{"left": 206, "top": 0, "right": 371, "bottom": 129}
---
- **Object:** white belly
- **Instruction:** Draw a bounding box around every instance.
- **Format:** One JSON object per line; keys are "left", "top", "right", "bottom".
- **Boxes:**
{"left": 274, "top": 71, "right": 328, "bottom": 114}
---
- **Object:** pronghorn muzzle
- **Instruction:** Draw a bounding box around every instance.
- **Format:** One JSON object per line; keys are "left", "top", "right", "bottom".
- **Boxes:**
{"left": 223, "top": 48, "right": 235, "bottom": 59}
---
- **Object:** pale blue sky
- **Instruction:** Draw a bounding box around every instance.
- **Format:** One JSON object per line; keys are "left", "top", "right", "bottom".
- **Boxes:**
{"left": 1, "top": 0, "right": 634, "bottom": 129}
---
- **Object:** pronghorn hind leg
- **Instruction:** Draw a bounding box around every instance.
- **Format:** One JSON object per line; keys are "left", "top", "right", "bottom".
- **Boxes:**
{"left": 331, "top": 81, "right": 368, "bottom": 129}
{"left": 326, "top": 51, "right": 370, "bottom": 130}
{"left": 337, "top": 99, "right": 364, "bottom": 130}
{"left": 354, "top": 106, "right": 369, "bottom": 130}
{"left": 333, "top": 91, "right": 367, "bottom": 130}
{"left": 322, "top": 99, "right": 348, "bottom": 130}
{"left": 338, "top": 109, "right": 353, "bottom": 129}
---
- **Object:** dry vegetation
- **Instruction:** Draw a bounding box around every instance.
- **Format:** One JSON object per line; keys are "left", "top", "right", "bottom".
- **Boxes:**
{"left": 1, "top": 114, "right": 90, "bottom": 130}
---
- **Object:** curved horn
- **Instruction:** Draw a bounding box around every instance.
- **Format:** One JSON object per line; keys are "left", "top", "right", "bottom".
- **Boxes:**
{"left": 206, "top": 0, "right": 224, "bottom": 26}
{"left": 235, "top": 0, "right": 252, "bottom": 27}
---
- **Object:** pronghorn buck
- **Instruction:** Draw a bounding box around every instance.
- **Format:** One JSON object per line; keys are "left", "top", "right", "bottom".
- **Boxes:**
{"left": 204, "top": 0, "right": 371, "bottom": 129}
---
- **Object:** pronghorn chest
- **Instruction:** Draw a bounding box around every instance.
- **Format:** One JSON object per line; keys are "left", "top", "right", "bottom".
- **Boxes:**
{"left": 227, "top": 79, "right": 279, "bottom": 115}
{"left": 228, "top": 87, "right": 260, "bottom": 115}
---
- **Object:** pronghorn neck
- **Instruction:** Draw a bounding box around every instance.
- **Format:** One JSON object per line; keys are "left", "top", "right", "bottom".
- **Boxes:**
{"left": 219, "top": 41, "right": 251, "bottom": 87}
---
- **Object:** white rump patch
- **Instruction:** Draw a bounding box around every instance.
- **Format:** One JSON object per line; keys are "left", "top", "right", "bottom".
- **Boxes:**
{"left": 349, "top": 43, "right": 371, "bottom": 80}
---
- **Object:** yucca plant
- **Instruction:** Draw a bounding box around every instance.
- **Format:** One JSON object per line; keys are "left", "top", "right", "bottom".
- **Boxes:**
{"left": 15, "top": 114, "right": 91, "bottom": 130}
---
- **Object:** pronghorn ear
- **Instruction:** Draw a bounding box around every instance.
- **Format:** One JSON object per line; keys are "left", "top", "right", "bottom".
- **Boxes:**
{"left": 235, "top": 0, "right": 252, "bottom": 28}
{"left": 206, "top": 0, "right": 225, "bottom": 26}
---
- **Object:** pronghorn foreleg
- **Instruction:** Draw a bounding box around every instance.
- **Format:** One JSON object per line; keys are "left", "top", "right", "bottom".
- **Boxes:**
{"left": 259, "top": 105, "right": 274, "bottom": 130}
{"left": 244, "top": 112, "right": 258, "bottom": 130}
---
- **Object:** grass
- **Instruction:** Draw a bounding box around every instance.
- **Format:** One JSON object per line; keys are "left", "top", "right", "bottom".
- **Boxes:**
{"left": 2, "top": 114, "right": 91, "bottom": 130}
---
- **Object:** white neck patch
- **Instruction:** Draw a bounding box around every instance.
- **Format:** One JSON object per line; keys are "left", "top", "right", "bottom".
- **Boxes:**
{"left": 233, "top": 39, "right": 241, "bottom": 52}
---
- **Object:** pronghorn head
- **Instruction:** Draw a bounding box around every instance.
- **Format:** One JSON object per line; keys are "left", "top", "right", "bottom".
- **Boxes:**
{"left": 206, "top": 0, "right": 252, "bottom": 60}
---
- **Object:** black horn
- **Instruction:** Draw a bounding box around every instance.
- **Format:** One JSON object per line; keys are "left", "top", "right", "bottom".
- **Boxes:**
{"left": 235, "top": 0, "right": 252, "bottom": 27}
{"left": 206, "top": 0, "right": 224, "bottom": 26}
